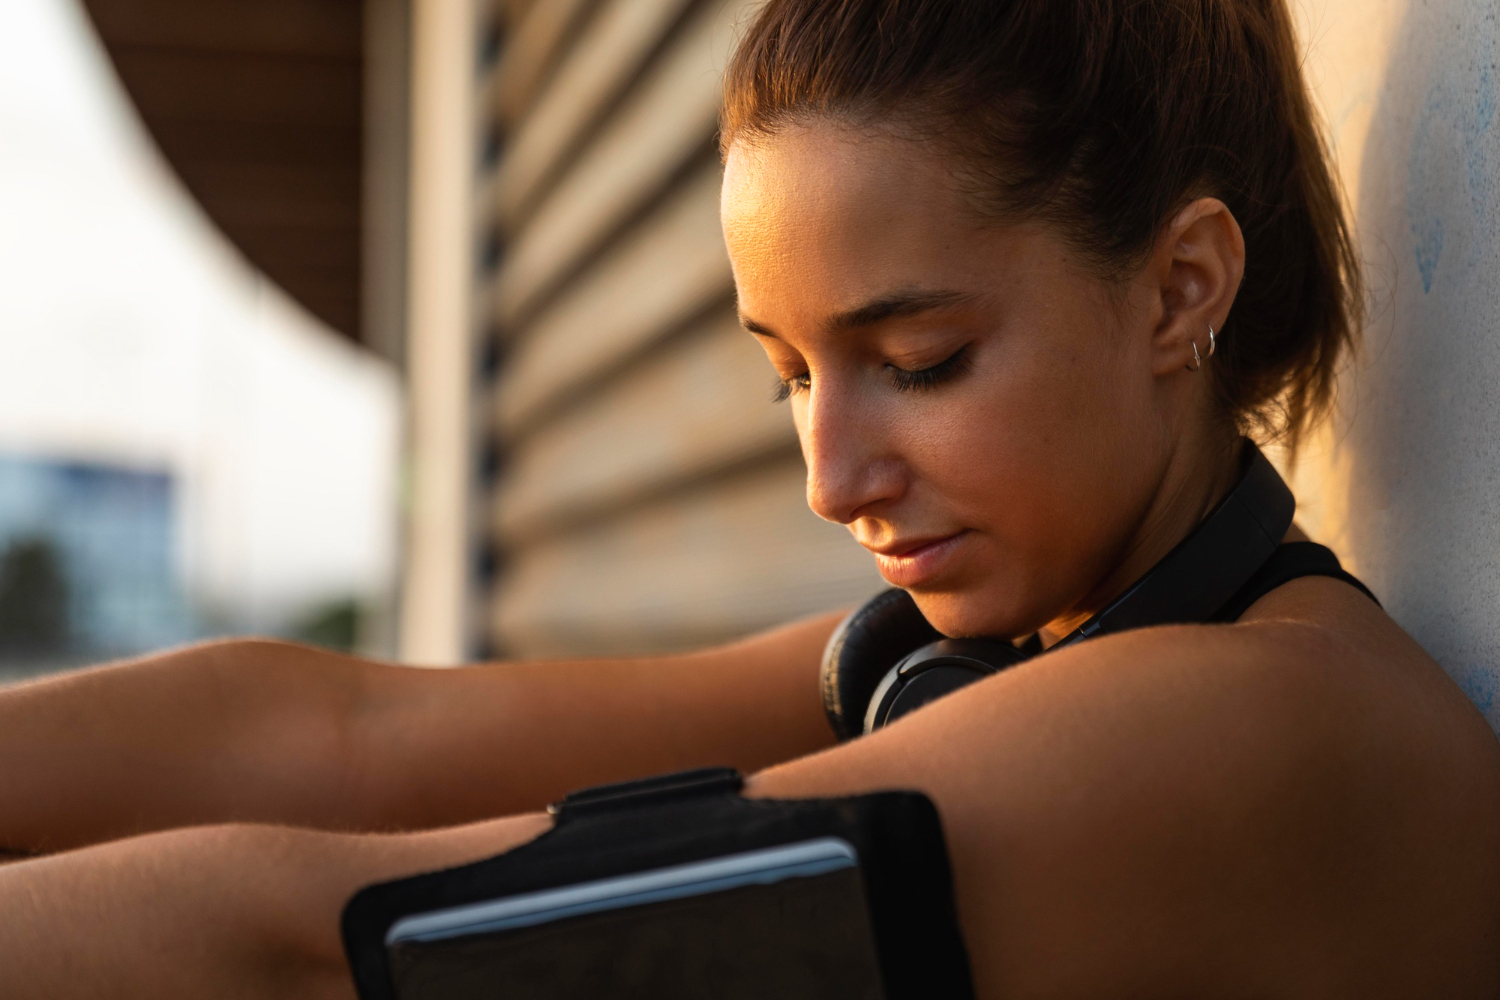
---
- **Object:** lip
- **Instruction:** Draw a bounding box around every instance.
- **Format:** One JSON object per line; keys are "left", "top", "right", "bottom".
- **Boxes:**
{"left": 867, "top": 530, "right": 970, "bottom": 588}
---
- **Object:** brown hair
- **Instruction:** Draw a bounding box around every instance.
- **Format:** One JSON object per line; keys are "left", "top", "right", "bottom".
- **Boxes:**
{"left": 721, "top": 0, "right": 1360, "bottom": 447}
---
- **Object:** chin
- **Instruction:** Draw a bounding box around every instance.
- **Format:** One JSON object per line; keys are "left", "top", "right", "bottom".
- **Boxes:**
{"left": 907, "top": 586, "right": 1028, "bottom": 640}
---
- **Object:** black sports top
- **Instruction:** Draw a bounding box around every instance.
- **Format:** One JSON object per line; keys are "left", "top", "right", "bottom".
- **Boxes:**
{"left": 1211, "top": 541, "right": 1379, "bottom": 622}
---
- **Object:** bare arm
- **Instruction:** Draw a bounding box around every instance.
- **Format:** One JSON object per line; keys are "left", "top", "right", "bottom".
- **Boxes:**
{"left": 5, "top": 585, "right": 1498, "bottom": 998}
{"left": 0, "top": 815, "right": 553, "bottom": 1000}
{"left": 0, "top": 613, "right": 841, "bottom": 854}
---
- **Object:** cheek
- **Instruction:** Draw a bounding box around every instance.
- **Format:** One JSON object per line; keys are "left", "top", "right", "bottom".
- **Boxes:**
{"left": 900, "top": 328, "right": 1163, "bottom": 610}
{"left": 902, "top": 333, "right": 1151, "bottom": 510}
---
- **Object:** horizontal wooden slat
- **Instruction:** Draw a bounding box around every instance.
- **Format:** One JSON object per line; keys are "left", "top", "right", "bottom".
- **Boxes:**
{"left": 494, "top": 160, "right": 730, "bottom": 430}
{"left": 490, "top": 456, "right": 885, "bottom": 657}
{"left": 487, "top": 0, "right": 595, "bottom": 127}
{"left": 491, "top": 0, "right": 697, "bottom": 214}
{"left": 473, "top": 0, "right": 594, "bottom": 271}
{"left": 495, "top": 309, "right": 791, "bottom": 540}
{"left": 496, "top": 0, "right": 542, "bottom": 27}
{"left": 492, "top": 0, "right": 751, "bottom": 324}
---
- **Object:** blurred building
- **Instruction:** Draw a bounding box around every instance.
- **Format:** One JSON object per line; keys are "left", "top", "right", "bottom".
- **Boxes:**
{"left": 77, "top": 0, "right": 880, "bottom": 665}
{"left": 0, "top": 456, "right": 193, "bottom": 673}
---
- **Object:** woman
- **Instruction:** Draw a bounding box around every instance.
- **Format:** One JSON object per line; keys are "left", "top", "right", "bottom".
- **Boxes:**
{"left": 3, "top": 0, "right": 1498, "bottom": 995}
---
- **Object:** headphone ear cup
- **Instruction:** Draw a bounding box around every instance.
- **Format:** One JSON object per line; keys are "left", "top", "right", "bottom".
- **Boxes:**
{"left": 820, "top": 589, "right": 943, "bottom": 741}
{"left": 865, "top": 637, "right": 1032, "bottom": 733}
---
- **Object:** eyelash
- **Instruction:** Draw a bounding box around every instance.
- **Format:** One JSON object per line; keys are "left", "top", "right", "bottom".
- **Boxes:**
{"left": 772, "top": 373, "right": 809, "bottom": 403}
{"left": 888, "top": 346, "right": 972, "bottom": 393}
{"left": 773, "top": 346, "right": 972, "bottom": 402}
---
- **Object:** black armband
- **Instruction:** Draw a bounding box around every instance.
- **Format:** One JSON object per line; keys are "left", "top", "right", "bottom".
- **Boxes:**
{"left": 342, "top": 767, "right": 974, "bottom": 1000}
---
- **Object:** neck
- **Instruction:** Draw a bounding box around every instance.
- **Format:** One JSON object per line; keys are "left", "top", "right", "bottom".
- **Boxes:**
{"left": 1038, "top": 429, "right": 1244, "bottom": 647}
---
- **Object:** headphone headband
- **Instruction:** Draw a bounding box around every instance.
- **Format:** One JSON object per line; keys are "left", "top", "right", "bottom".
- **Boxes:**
{"left": 1060, "top": 443, "right": 1295, "bottom": 646}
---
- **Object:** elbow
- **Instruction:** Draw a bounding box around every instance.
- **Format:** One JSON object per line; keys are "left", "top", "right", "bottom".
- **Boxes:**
{"left": 175, "top": 823, "right": 365, "bottom": 1000}
{"left": 191, "top": 638, "right": 377, "bottom": 831}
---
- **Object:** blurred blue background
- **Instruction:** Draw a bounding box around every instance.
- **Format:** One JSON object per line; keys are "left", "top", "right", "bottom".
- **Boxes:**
{"left": 0, "top": 455, "right": 191, "bottom": 674}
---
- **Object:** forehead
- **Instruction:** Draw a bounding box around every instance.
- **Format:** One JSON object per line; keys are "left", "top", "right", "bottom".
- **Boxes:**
{"left": 720, "top": 125, "right": 1038, "bottom": 317}
{"left": 723, "top": 125, "right": 971, "bottom": 263}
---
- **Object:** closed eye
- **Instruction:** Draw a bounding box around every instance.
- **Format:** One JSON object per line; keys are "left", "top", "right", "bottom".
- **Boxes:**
{"left": 773, "top": 371, "right": 811, "bottom": 403}
{"left": 887, "top": 346, "right": 971, "bottom": 392}
{"left": 773, "top": 347, "right": 971, "bottom": 401}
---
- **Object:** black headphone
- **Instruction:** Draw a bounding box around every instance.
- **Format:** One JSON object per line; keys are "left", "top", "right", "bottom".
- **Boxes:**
{"left": 820, "top": 443, "right": 1296, "bottom": 739}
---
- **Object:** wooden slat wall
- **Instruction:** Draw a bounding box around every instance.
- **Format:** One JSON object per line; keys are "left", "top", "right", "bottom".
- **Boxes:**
{"left": 479, "top": 0, "right": 882, "bottom": 657}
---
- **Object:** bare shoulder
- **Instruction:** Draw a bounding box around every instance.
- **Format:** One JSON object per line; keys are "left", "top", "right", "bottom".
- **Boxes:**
{"left": 1236, "top": 573, "right": 1500, "bottom": 810}
{"left": 757, "top": 579, "right": 1500, "bottom": 995}
{"left": 1188, "top": 576, "right": 1500, "bottom": 989}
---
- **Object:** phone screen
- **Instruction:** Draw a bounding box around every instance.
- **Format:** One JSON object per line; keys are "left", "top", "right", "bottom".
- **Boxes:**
{"left": 384, "top": 838, "right": 887, "bottom": 1000}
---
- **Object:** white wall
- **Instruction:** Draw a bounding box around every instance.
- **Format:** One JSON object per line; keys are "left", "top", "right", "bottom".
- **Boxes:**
{"left": 1295, "top": 0, "right": 1500, "bottom": 729}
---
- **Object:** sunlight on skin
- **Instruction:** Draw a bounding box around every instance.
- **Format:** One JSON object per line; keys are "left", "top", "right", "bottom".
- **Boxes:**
{"left": 2, "top": 116, "right": 1499, "bottom": 1000}
{"left": 720, "top": 123, "right": 1248, "bottom": 641}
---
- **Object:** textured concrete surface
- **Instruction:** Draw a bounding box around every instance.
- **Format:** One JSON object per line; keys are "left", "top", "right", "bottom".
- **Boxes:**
{"left": 1295, "top": 0, "right": 1500, "bottom": 729}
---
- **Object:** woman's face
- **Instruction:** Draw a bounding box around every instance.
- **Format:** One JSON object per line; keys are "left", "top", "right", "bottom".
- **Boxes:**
{"left": 722, "top": 123, "right": 1202, "bottom": 639}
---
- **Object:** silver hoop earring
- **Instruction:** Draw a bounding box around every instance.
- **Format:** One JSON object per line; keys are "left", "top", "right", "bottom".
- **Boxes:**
{"left": 1185, "top": 325, "right": 1215, "bottom": 373}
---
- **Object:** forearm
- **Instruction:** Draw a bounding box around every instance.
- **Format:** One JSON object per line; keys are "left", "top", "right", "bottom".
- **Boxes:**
{"left": 346, "top": 613, "right": 843, "bottom": 827}
{"left": 0, "top": 814, "right": 552, "bottom": 1000}
{"left": 0, "top": 614, "right": 842, "bottom": 852}
{"left": 0, "top": 640, "right": 366, "bottom": 853}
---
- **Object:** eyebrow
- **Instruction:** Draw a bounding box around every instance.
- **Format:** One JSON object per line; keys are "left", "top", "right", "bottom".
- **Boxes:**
{"left": 740, "top": 289, "right": 978, "bottom": 339}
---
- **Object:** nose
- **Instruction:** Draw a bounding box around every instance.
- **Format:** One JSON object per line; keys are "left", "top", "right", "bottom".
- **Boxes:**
{"left": 799, "top": 377, "right": 904, "bottom": 524}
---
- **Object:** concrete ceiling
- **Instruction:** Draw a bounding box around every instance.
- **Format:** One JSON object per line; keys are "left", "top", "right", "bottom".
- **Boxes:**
{"left": 79, "top": 0, "right": 363, "bottom": 341}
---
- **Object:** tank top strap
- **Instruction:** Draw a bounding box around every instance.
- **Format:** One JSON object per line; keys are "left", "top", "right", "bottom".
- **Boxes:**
{"left": 1211, "top": 541, "right": 1380, "bottom": 623}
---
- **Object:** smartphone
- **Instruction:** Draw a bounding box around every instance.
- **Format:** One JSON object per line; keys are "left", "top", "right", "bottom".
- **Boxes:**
{"left": 382, "top": 837, "right": 888, "bottom": 1000}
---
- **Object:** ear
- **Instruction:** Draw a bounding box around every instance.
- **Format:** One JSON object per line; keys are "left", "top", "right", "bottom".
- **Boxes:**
{"left": 1145, "top": 197, "right": 1246, "bottom": 377}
